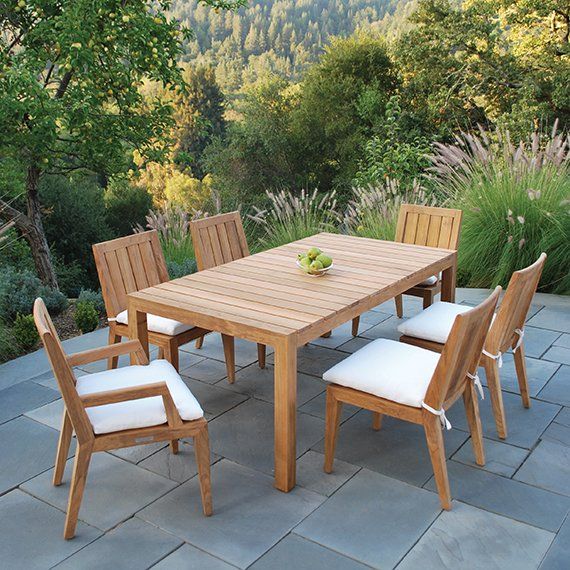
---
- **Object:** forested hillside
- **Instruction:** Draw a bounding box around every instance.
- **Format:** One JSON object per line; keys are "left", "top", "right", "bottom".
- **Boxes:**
{"left": 171, "top": 0, "right": 414, "bottom": 91}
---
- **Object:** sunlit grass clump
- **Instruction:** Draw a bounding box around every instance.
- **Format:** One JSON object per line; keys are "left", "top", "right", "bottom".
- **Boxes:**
{"left": 430, "top": 125, "right": 569, "bottom": 293}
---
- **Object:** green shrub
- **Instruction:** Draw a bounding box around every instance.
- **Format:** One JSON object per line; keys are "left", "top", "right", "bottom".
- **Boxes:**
{"left": 0, "top": 322, "right": 20, "bottom": 363}
{"left": 74, "top": 301, "right": 99, "bottom": 334}
{"left": 136, "top": 206, "right": 195, "bottom": 266}
{"left": 0, "top": 267, "right": 68, "bottom": 321}
{"left": 12, "top": 313, "right": 39, "bottom": 351}
{"left": 248, "top": 189, "right": 341, "bottom": 250}
{"left": 55, "top": 259, "right": 91, "bottom": 298}
{"left": 345, "top": 179, "right": 437, "bottom": 241}
{"left": 167, "top": 258, "right": 197, "bottom": 279}
{"left": 78, "top": 289, "right": 106, "bottom": 315}
{"left": 104, "top": 178, "right": 153, "bottom": 237}
{"left": 431, "top": 126, "right": 570, "bottom": 293}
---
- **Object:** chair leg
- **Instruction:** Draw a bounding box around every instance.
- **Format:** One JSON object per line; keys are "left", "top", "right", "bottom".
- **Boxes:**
{"left": 163, "top": 339, "right": 179, "bottom": 372}
{"left": 372, "top": 412, "right": 383, "bottom": 431}
{"left": 53, "top": 410, "right": 73, "bottom": 486}
{"left": 221, "top": 334, "right": 235, "bottom": 383}
{"left": 352, "top": 316, "right": 360, "bottom": 337}
{"left": 463, "top": 383, "right": 485, "bottom": 466}
{"left": 196, "top": 336, "right": 204, "bottom": 349}
{"left": 194, "top": 425, "right": 213, "bottom": 516}
{"left": 483, "top": 358, "right": 507, "bottom": 439}
{"left": 108, "top": 327, "right": 121, "bottom": 369}
{"left": 395, "top": 294, "right": 403, "bottom": 318}
{"left": 170, "top": 439, "right": 179, "bottom": 454}
{"left": 157, "top": 347, "right": 164, "bottom": 359}
{"left": 64, "top": 443, "right": 93, "bottom": 540}
{"left": 321, "top": 331, "right": 332, "bottom": 338}
{"left": 423, "top": 414, "right": 451, "bottom": 510}
{"left": 423, "top": 290, "right": 434, "bottom": 310}
{"left": 513, "top": 343, "right": 531, "bottom": 409}
{"left": 324, "top": 386, "right": 343, "bottom": 473}
{"left": 257, "top": 343, "right": 266, "bottom": 369}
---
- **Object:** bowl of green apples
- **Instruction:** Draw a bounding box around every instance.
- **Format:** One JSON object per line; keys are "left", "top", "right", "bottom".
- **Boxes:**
{"left": 296, "top": 247, "right": 334, "bottom": 277}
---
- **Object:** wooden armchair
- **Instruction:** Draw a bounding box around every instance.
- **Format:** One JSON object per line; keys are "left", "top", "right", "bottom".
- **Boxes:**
{"left": 351, "top": 205, "right": 462, "bottom": 336}
{"left": 33, "top": 298, "right": 212, "bottom": 539}
{"left": 398, "top": 253, "right": 547, "bottom": 439}
{"left": 93, "top": 230, "right": 231, "bottom": 375}
{"left": 324, "top": 287, "right": 501, "bottom": 509}
{"left": 190, "top": 212, "right": 267, "bottom": 381}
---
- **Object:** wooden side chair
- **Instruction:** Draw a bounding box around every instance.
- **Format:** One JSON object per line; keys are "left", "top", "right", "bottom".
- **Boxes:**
{"left": 398, "top": 253, "right": 547, "bottom": 439}
{"left": 93, "top": 231, "right": 227, "bottom": 374}
{"left": 323, "top": 287, "right": 501, "bottom": 509}
{"left": 33, "top": 298, "right": 212, "bottom": 539}
{"left": 190, "top": 211, "right": 267, "bottom": 380}
{"left": 351, "top": 205, "right": 463, "bottom": 336}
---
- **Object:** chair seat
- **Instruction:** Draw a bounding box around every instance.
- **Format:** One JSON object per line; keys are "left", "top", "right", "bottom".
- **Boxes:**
{"left": 322, "top": 339, "right": 440, "bottom": 407}
{"left": 115, "top": 310, "right": 193, "bottom": 336}
{"left": 397, "top": 301, "right": 472, "bottom": 343}
{"left": 76, "top": 360, "right": 204, "bottom": 434}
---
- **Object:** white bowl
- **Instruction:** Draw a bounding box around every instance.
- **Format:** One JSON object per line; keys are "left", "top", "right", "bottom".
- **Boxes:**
{"left": 296, "top": 259, "right": 334, "bottom": 277}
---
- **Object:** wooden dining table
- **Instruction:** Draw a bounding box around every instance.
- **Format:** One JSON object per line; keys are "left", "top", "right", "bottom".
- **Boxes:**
{"left": 127, "top": 232, "right": 457, "bottom": 492}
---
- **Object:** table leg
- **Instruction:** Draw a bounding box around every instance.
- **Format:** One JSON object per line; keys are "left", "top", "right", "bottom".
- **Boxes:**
{"left": 441, "top": 256, "right": 457, "bottom": 303}
{"left": 274, "top": 335, "right": 297, "bottom": 492}
{"left": 128, "top": 303, "right": 149, "bottom": 365}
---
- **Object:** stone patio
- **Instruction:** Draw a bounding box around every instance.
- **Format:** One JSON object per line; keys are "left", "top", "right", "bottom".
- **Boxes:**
{"left": 0, "top": 288, "right": 569, "bottom": 569}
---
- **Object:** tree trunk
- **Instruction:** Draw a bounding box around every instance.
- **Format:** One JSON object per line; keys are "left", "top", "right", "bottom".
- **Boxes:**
{"left": 25, "top": 166, "right": 59, "bottom": 289}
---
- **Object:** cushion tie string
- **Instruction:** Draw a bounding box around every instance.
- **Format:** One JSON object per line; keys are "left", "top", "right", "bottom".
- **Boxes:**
{"left": 421, "top": 402, "right": 452, "bottom": 430}
{"left": 107, "top": 317, "right": 117, "bottom": 323}
{"left": 467, "top": 372, "right": 485, "bottom": 399}
{"left": 513, "top": 328, "right": 525, "bottom": 352}
{"left": 482, "top": 349, "right": 503, "bottom": 368}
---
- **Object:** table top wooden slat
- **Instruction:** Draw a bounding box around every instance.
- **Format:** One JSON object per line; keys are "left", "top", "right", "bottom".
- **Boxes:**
{"left": 128, "top": 233, "right": 456, "bottom": 343}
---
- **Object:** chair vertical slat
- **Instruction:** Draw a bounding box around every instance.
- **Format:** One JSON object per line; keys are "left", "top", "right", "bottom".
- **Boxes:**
{"left": 115, "top": 247, "right": 137, "bottom": 293}
{"left": 105, "top": 251, "right": 127, "bottom": 313}
{"left": 216, "top": 223, "right": 233, "bottom": 263}
{"left": 206, "top": 225, "right": 224, "bottom": 266}
{"left": 139, "top": 241, "right": 161, "bottom": 285}
{"left": 403, "top": 213, "right": 419, "bottom": 243}
{"left": 426, "top": 216, "right": 442, "bottom": 247}
{"left": 225, "top": 221, "right": 244, "bottom": 259}
{"left": 415, "top": 213, "right": 431, "bottom": 245}
{"left": 127, "top": 244, "right": 149, "bottom": 290}
{"left": 438, "top": 216, "right": 454, "bottom": 248}
{"left": 148, "top": 234, "right": 170, "bottom": 283}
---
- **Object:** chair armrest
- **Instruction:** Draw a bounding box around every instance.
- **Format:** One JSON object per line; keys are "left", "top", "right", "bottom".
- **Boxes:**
{"left": 80, "top": 381, "right": 183, "bottom": 427}
{"left": 67, "top": 340, "right": 148, "bottom": 367}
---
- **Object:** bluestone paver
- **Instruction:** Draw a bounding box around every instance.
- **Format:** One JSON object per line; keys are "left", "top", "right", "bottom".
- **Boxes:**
{"left": 0, "top": 380, "right": 59, "bottom": 425}
{"left": 181, "top": 358, "right": 238, "bottom": 384}
{"left": 542, "top": 346, "right": 570, "bottom": 365}
{"left": 297, "top": 450, "right": 360, "bottom": 496}
{"left": 152, "top": 544, "right": 238, "bottom": 569}
{"left": 540, "top": 514, "right": 570, "bottom": 570}
{"left": 181, "top": 376, "right": 248, "bottom": 419}
{"left": 25, "top": 397, "right": 65, "bottom": 431}
{"left": 527, "top": 308, "right": 570, "bottom": 333}
{"left": 538, "top": 365, "right": 570, "bottom": 407}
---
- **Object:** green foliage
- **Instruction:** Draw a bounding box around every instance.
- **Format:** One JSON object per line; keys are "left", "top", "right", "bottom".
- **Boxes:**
{"left": 431, "top": 126, "right": 570, "bottom": 294}
{"left": 13, "top": 313, "right": 39, "bottom": 351}
{"left": 203, "top": 76, "right": 304, "bottom": 205}
{"left": 55, "top": 259, "right": 91, "bottom": 298}
{"left": 345, "top": 179, "right": 437, "bottom": 241}
{"left": 104, "top": 178, "right": 153, "bottom": 237}
{"left": 0, "top": 267, "right": 68, "bottom": 321}
{"left": 355, "top": 96, "right": 432, "bottom": 188}
{"left": 0, "top": 322, "right": 20, "bottom": 363}
{"left": 249, "top": 189, "right": 341, "bottom": 250}
{"left": 167, "top": 258, "right": 197, "bottom": 279}
{"left": 74, "top": 301, "right": 99, "bottom": 334}
{"left": 78, "top": 289, "right": 105, "bottom": 314}
{"left": 136, "top": 206, "right": 195, "bottom": 266}
{"left": 40, "top": 175, "right": 111, "bottom": 288}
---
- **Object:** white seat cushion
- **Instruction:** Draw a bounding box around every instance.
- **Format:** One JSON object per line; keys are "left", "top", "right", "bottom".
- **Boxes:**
{"left": 115, "top": 310, "right": 193, "bottom": 336}
{"left": 76, "top": 359, "right": 204, "bottom": 434}
{"left": 322, "top": 339, "right": 440, "bottom": 407}
{"left": 397, "top": 301, "right": 472, "bottom": 344}
{"left": 418, "top": 275, "right": 438, "bottom": 286}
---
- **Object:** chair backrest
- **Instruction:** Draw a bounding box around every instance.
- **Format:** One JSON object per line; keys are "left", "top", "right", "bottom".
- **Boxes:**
{"left": 92, "top": 231, "right": 169, "bottom": 319}
{"left": 190, "top": 211, "right": 250, "bottom": 271}
{"left": 424, "top": 286, "right": 501, "bottom": 409}
{"left": 33, "top": 298, "right": 93, "bottom": 442}
{"left": 395, "top": 204, "right": 463, "bottom": 250}
{"left": 487, "top": 253, "right": 547, "bottom": 354}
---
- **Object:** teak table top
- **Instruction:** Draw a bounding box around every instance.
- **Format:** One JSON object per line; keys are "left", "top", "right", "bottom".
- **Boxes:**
{"left": 127, "top": 232, "right": 457, "bottom": 491}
